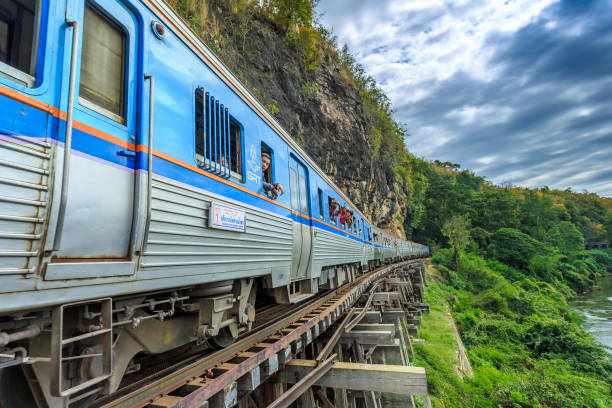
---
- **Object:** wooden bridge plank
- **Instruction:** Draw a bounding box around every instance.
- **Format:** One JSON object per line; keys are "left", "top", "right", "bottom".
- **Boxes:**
{"left": 281, "top": 360, "right": 427, "bottom": 396}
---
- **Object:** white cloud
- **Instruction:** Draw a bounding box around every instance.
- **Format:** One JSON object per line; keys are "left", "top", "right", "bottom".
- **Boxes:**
{"left": 317, "top": 0, "right": 612, "bottom": 197}
{"left": 446, "top": 105, "right": 514, "bottom": 126}
{"left": 320, "top": 0, "right": 559, "bottom": 104}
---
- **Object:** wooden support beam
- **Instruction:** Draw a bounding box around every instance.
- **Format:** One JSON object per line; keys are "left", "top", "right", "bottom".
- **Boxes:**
{"left": 340, "top": 330, "right": 395, "bottom": 345}
{"left": 380, "top": 310, "right": 407, "bottom": 323}
{"left": 237, "top": 366, "right": 260, "bottom": 391}
{"left": 384, "top": 280, "right": 413, "bottom": 287}
{"left": 316, "top": 389, "right": 335, "bottom": 408}
{"left": 209, "top": 382, "right": 237, "bottom": 408}
{"left": 408, "top": 303, "right": 430, "bottom": 313}
{"left": 282, "top": 360, "right": 427, "bottom": 396}
{"left": 352, "top": 323, "right": 396, "bottom": 333}
{"left": 361, "top": 292, "right": 401, "bottom": 303}
{"left": 334, "top": 344, "right": 349, "bottom": 408}
{"left": 298, "top": 388, "right": 315, "bottom": 408}
{"left": 352, "top": 310, "right": 382, "bottom": 323}
{"left": 149, "top": 395, "right": 194, "bottom": 408}
{"left": 377, "top": 338, "right": 401, "bottom": 347}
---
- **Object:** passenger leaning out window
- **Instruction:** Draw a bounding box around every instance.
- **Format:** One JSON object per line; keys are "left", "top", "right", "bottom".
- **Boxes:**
{"left": 261, "top": 152, "right": 284, "bottom": 200}
{"left": 329, "top": 198, "right": 340, "bottom": 223}
{"left": 340, "top": 206, "right": 350, "bottom": 228}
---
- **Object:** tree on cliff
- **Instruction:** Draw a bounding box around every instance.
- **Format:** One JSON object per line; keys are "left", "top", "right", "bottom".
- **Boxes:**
{"left": 441, "top": 214, "right": 471, "bottom": 269}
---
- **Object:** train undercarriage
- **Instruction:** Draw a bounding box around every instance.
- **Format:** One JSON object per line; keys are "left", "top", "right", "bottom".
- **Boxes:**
{"left": 0, "top": 261, "right": 378, "bottom": 408}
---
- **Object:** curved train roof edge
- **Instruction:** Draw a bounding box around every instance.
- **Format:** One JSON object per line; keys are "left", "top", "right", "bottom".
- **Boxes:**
{"left": 143, "top": 0, "right": 408, "bottom": 239}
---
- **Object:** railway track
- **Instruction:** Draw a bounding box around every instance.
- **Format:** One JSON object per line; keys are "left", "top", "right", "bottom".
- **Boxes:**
{"left": 90, "top": 260, "right": 423, "bottom": 408}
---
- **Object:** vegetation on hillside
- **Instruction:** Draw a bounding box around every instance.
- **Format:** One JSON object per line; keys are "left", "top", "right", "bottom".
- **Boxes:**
{"left": 415, "top": 167, "right": 612, "bottom": 407}
{"left": 416, "top": 260, "right": 612, "bottom": 407}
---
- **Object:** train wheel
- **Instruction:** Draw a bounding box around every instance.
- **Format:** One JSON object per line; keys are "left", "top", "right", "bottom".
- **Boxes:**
{"left": 208, "top": 327, "right": 236, "bottom": 349}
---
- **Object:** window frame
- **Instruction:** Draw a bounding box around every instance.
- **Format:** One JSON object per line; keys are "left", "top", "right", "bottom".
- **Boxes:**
{"left": 194, "top": 87, "right": 245, "bottom": 182}
{"left": 317, "top": 188, "right": 324, "bottom": 220}
{"left": 229, "top": 117, "right": 245, "bottom": 181}
{"left": 77, "top": 2, "right": 128, "bottom": 124}
{"left": 289, "top": 167, "right": 299, "bottom": 211}
{"left": 0, "top": 0, "right": 43, "bottom": 88}
{"left": 260, "top": 142, "right": 275, "bottom": 188}
{"left": 298, "top": 172, "right": 308, "bottom": 214}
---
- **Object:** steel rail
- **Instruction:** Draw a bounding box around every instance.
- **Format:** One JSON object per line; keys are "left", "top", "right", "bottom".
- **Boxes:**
{"left": 94, "top": 260, "right": 422, "bottom": 408}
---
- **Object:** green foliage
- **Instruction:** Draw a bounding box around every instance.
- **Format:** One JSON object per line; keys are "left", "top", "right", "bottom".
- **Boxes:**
{"left": 418, "top": 258, "right": 612, "bottom": 408}
{"left": 546, "top": 221, "right": 585, "bottom": 254}
{"left": 265, "top": 101, "right": 279, "bottom": 116}
{"left": 604, "top": 211, "right": 612, "bottom": 243}
{"left": 261, "top": 0, "right": 314, "bottom": 32}
{"left": 261, "top": 0, "right": 322, "bottom": 70}
{"left": 442, "top": 214, "right": 471, "bottom": 268}
{"left": 487, "top": 228, "right": 553, "bottom": 272}
{"left": 585, "top": 249, "right": 612, "bottom": 272}
{"left": 300, "top": 81, "right": 320, "bottom": 100}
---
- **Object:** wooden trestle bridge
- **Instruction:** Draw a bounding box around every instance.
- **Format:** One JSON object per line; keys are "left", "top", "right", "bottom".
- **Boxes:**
{"left": 91, "top": 260, "right": 431, "bottom": 408}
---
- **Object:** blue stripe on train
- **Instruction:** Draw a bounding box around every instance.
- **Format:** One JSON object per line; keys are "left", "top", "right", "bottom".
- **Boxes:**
{"left": 2, "top": 102, "right": 411, "bottom": 251}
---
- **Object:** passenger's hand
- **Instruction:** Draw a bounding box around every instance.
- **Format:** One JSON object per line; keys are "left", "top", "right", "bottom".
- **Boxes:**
{"left": 270, "top": 187, "right": 279, "bottom": 200}
{"left": 275, "top": 183, "right": 285, "bottom": 196}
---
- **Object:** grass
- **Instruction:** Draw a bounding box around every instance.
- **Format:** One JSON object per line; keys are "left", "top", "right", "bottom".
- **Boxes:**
{"left": 412, "top": 273, "right": 473, "bottom": 407}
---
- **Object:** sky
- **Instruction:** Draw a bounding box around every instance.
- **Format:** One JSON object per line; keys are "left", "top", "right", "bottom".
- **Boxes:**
{"left": 316, "top": 0, "right": 612, "bottom": 197}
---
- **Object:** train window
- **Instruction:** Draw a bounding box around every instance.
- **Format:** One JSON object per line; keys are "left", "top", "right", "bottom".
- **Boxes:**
{"left": 317, "top": 188, "right": 324, "bottom": 219}
{"left": 79, "top": 3, "right": 126, "bottom": 122}
{"left": 230, "top": 120, "right": 243, "bottom": 175}
{"left": 0, "top": 0, "right": 40, "bottom": 87}
{"left": 328, "top": 196, "right": 337, "bottom": 224}
{"left": 289, "top": 168, "right": 298, "bottom": 210}
{"left": 195, "top": 88, "right": 243, "bottom": 180}
{"left": 261, "top": 143, "right": 274, "bottom": 195}
{"left": 299, "top": 173, "right": 308, "bottom": 214}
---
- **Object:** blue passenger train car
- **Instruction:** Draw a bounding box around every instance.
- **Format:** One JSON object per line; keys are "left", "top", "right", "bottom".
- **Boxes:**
{"left": 0, "top": 0, "right": 429, "bottom": 405}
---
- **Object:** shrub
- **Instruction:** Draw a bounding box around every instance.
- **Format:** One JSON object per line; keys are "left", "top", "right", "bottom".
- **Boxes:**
{"left": 487, "top": 228, "right": 552, "bottom": 272}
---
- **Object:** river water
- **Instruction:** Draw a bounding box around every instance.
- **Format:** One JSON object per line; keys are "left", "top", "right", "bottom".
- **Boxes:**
{"left": 569, "top": 276, "right": 612, "bottom": 354}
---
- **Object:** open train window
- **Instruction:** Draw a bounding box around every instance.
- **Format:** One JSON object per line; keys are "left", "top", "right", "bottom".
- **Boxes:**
{"left": 261, "top": 143, "right": 275, "bottom": 195}
{"left": 317, "top": 188, "right": 324, "bottom": 219}
{"left": 328, "top": 196, "right": 337, "bottom": 225}
{"left": 195, "top": 88, "right": 243, "bottom": 180}
{"left": 0, "top": 0, "right": 41, "bottom": 87}
{"left": 79, "top": 3, "right": 126, "bottom": 123}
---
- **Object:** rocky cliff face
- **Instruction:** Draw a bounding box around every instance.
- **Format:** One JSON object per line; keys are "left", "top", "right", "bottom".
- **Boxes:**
{"left": 169, "top": 0, "right": 408, "bottom": 236}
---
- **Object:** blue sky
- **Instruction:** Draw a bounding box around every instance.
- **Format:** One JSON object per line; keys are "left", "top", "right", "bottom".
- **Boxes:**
{"left": 316, "top": 0, "right": 612, "bottom": 197}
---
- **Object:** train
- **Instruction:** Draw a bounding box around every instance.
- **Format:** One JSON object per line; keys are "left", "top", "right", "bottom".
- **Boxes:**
{"left": 0, "top": 0, "right": 429, "bottom": 406}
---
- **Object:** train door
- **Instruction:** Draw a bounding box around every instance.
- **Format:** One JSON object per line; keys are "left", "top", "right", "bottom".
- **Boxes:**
{"left": 53, "top": 0, "right": 139, "bottom": 259}
{"left": 361, "top": 220, "right": 367, "bottom": 261}
{"left": 288, "top": 155, "right": 312, "bottom": 280}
